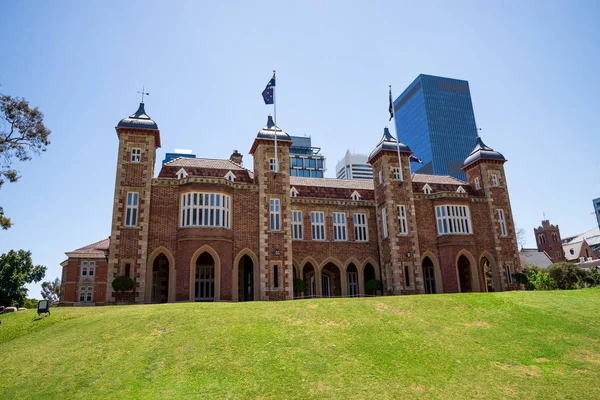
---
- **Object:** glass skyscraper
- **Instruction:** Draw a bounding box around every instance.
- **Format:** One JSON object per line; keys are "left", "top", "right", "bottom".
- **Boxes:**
{"left": 393, "top": 74, "right": 478, "bottom": 181}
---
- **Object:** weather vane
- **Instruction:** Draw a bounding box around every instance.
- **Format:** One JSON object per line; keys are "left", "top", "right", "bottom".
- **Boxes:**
{"left": 137, "top": 86, "right": 149, "bottom": 103}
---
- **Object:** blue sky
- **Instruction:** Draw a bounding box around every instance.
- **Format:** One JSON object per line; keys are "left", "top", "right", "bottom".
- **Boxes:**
{"left": 1, "top": 1, "right": 598, "bottom": 299}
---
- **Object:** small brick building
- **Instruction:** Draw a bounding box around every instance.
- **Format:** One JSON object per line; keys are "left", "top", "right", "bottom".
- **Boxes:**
{"left": 59, "top": 103, "right": 521, "bottom": 305}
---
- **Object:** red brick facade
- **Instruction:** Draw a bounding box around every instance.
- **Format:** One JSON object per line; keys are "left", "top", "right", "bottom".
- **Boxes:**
{"left": 59, "top": 108, "right": 522, "bottom": 306}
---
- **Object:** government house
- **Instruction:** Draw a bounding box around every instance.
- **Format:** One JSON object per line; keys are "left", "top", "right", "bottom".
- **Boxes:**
{"left": 59, "top": 102, "right": 521, "bottom": 305}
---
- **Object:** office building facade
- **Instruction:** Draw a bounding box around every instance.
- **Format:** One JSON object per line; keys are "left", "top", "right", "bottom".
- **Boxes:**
{"left": 393, "top": 74, "right": 479, "bottom": 180}
{"left": 336, "top": 150, "right": 373, "bottom": 180}
{"left": 289, "top": 133, "right": 326, "bottom": 178}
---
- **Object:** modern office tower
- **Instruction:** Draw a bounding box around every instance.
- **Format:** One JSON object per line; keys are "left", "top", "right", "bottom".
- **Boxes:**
{"left": 289, "top": 135, "right": 326, "bottom": 178}
{"left": 336, "top": 150, "right": 373, "bottom": 180}
{"left": 594, "top": 198, "right": 600, "bottom": 229}
{"left": 393, "top": 74, "right": 479, "bottom": 180}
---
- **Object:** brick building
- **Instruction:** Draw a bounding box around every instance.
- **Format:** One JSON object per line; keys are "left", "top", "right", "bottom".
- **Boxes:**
{"left": 59, "top": 103, "right": 521, "bottom": 306}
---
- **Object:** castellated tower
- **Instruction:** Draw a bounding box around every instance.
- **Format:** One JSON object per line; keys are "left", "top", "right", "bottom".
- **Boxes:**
{"left": 463, "top": 137, "right": 521, "bottom": 291}
{"left": 107, "top": 103, "right": 160, "bottom": 304}
{"left": 534, "top": 220, "right": 565, "bottom": 262}
{"left": 368, "top": 128, "right": 423, "bottom": 295}
{"left": 249, "top": 116, "right": 295, "bottom": 300}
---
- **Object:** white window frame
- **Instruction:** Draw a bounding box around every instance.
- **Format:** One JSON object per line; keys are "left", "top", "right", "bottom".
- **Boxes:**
{"left": 393, "top": 167, "right": 401, "bottom": 180}
{"left": 81, "top": 261, "right": 96, "bottom": 277}
{"left": 498, "top": 209, "right": 507, "bottom": 237}
{"left": 474, "top": 177, "right": 481, "bottom": 190}
{"left": 456, "top": 186, "right": 466, "bottom": 194}
{"left": 351, "top": 191, "right": 361, "bottom": 201}
{"left": 125, "top": 192, "right": 139, "bottom": 227}
{"left": 435, "top": 205, "right": 472, "bottom": 235}
{"left": 491, "top": 174, "right": 499, "bottom": 187}
{"left": 270, "top": 199, "right": 281, "bottom": 231}
{"left": 332, "top": 212, "right": 347, "bottom": 242}
{"left": 131, "top": 148, "right": 141, "bottom": 163}
{"left": 290, "top": 187, "right": 299, "bottom": 197}
{"left": 422, "top": 184, "right": 432, "bottom": 194}
{"left": 292, "top": 210, "right": 303, "bottom": 240}
{"left": 177, "top": 168, "right": 188, "bottom": 179}
{"left": 79, "top": 286, "right": 93, "bottom": 302}
{"left": 311, "top": 211, "right": 326, "bottom": 241}
{"left": 354, "top": 213, "right": 368, "bottom": 242}
{"left": 180, "top": 192, "right": 231, "bottom": 229}
{"left": 382, "top": 208, "right": 388, "bottom": 238}
{"left": 378, "top": 170, "right": 383, "bottom": 184}
{"left": 397, "top": 205, "right": 408, "bottom": 235}
{"left": 269, "top": 158, "right": 277, "bottom": 172}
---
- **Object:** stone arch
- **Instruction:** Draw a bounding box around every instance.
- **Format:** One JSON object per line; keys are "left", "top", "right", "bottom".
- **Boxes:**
{"left": 479, "top": 251, "right": 498, "bottom": 292}
{"left": 300, "top": 257, "right": 319, "bottom": 297}
{"left": 146, "top": 247, "right": 176, "bottom": 303}
{"left": 232, "top": 248, "right": 259, "bottom": 302}
{"left": 344, "top": 257, "right": 361, "bottom": 297}
{"left": 320, "top": 257, "right": 344, "bottom": 297}
{"left": 189, "top": 245, "right": 221, "bottom": 301}
{"left": 299, "top": 256, "right": 319, "bottom": 271}
{"left": 455, "top": 250, "right": 480, "bottom": 293}
{"left": 361, "top": 257, "right": 381, "bottom": 280}
{"left": 420, "top": 251, "right": 444, "bottom": 294}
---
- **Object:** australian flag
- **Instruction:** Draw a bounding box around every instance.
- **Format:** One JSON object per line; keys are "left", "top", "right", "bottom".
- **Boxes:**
{"left": 410, "top": 155, "right": 423, "bottom": 163}
{"left": 388, "top": 87, "right": 394, "bottom": 121}
{"left": 262, "top": 74, "right": 275, "bottom": 105}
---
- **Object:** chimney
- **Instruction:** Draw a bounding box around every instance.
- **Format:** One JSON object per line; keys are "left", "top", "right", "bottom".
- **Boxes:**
{"left": 230, "top": 149, "right": 243, "bottom": 166}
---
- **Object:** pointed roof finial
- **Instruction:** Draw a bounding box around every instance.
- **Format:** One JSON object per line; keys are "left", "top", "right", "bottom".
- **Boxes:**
{"left": 137, "top": 86, "right": 150, "bottom": 103}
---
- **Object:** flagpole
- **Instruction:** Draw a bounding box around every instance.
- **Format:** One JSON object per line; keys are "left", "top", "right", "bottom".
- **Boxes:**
{"left": 273, "top": 70, "right": 278, "bottom": 174}
{"left": 390, "top": 85, "right": 404, "bottom": 182}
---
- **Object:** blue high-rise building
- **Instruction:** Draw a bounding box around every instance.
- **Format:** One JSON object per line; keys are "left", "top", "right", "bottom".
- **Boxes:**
{"left": 393, "top": 74, "right": 478, "bottom": 180}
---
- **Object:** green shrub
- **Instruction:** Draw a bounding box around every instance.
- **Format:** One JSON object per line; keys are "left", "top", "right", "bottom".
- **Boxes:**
{"left": 547, "top": 263, "right": 584, "bottom": 290}
{"left": 528, "top": 269, "right": 556, "bottom": 291}
{"left": 365, "top": 279, "right": 382, "bottom": 295}
{"left": 293, "top": 279, "right": 305, "bottom": 294}
{"left": 112, "top": 276, "right": 134, "bottom": 292}
{"left": 23, "top": 298, "right": 38, "bottom": 309}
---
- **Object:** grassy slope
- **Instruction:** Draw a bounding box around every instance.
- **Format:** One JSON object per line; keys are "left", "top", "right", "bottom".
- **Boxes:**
{"left": 1, "top": 290, "right": 599, "bottom": 399}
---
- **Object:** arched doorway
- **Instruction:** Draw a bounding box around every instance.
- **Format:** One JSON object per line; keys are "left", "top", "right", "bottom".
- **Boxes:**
{"left": 321, "top": 263, "right": 341, "bottom": 297}
{"left": 457, "top": 254, "right": 473, "bottom": 293}
{"left": 195, "top": 252, "right": 215, "bottom": 301}
{"left": 364, "top": 263, "right": 378, "bottom": 295}
{"left": 422, "top": 257, "right": 436, "bottom": 294}
{"left": 238, "top": 255, "right": 254, "bottom": 301}
{"left": 480, "top": 257, "right": 494, "bottom": 292}
{"left": 151, "top": 254, "right": 169, "bottom": 303}
{"left": 347, "top": 263, "right": 359, "bottom": 297}
{"left": 303, "top": 263, "right": 316, "bottom": 297}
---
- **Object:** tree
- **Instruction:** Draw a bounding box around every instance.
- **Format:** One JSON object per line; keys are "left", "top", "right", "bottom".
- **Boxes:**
{"left": 516, "top": 227, "right": 527, "bottom": 250}
{"left": 112, "top": 276, "right": 134, "bottom": 303}
{"left": 547, "top": 262, "right": 585, "bottom": 290}
{"left": 0, "top": 94, "right": 51, "bottom": 229}
{"left": 0, "top": 250, "right": 46, "bottom": 307}
{"left": 41, "top": 277, "right": 61, "bottom": 302}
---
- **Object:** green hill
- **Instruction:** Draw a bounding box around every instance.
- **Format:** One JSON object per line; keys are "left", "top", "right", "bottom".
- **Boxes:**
{"left": 1, "top": 289, "right": 599, "bottom": 399}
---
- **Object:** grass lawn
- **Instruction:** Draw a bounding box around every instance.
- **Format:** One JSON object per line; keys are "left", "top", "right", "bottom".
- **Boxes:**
{"left": 1, "top": 289, "right": 599, "bottom": 399}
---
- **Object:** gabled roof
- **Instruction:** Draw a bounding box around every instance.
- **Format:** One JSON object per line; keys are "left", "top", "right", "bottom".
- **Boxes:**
{"left": 563, "top": 240, "right": 586, "bottom": 261}
{"left": 519, "top": 248, "right": 554, "bottom": 268}
{"left": 562, "top": 227, "right": 600, "bottom": 247}
{"left": 159, "top": 157, "right": 254, "bottom": 182}
{"left": 290, "top": 177, "right": 373, "bottom": 190}
{"left": 66, "top": 238, "right": 110, "bottom": 258}
{"left": 290, "top": 177, "right": 374, "bottom": 201}
{"left": 165, "top": 157, "right": 246, "bottom": 170}
{"left": 368, "top": 127, "right": 411, "bottom": 162}
{"left": 412, "top": 173, "right": 466, "bottom": 185}
{"left": 117, "top": 103, "right": 158, "bottom": 130}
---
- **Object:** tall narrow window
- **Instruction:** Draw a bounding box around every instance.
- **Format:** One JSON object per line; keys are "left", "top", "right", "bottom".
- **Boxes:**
{"left": 125, "top": 263, "right": 131, "bottom": 277}
{"left": 311, "top": 211, "right": 325, "bottom": 241}
{"left": 397, "top": 205, "right": 408, "bottom": 235}
{"left": 491, "top": 174, "right": 499, "bottom": 187}
{"left": 354, "top": 213, "right": 368, "bottom": 242}
{"left": 292, "top": 211, "right": 303, "bottom": 240}
{"left": 270, "top": 199, "right": 280, "bottom": 231}
{"left": 435, "top": 205, "right": 472, "bottom": 235}
{"left": 88, "top": 262, "right": 95, "bottom": 277}
{"left": 404, "top": 265, "right": 411, "bottom": 287}
{"left": 269, "top": 158, "right": 277, "bottom": 172}
{"left": 506, "top": 264, "right": 514, "bottom": 284}
{"left": 393, "top": 167, "right": 401, "bottom": 180}
{"left": 131, "top": 148, "right": 141, "bottom": 162}
{"left": 273, "top": 265, "right": 279, "bottom": 289}
{"left": 332, "top": 212, "right": 347, "bottom": 241}
{"left": 498, "top": 209, "right": 507, "bottom": 237}
{"left": 474, "top": 177, "right": 481, "bottom": 190}
{"left": 125, "top": 192, "right": 139, "bottom": 227}
{"left": 382, "top": 208, "right": 388, "bottom": 238}
{"left": 378, "top": 171, "right": 383, "bottom": 184}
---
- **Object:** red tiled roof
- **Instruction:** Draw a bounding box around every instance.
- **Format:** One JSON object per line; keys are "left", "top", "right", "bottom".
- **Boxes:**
{"left": 66, "top": 238, "right": 110, "bottom": 257}
{"left": 290, "top": 177, "right": 374, "bottom": 201}
{"left": 165, "top": 157, "right": 247, "bottom": 170}
{"left": 159, "top": 157, "right": 255, "bottom": 182}
{"left": 411, "top": 173, "right": 466, "bottom": 185}
{"left": 290, "top": 177, "right": 374, "bottom": 190}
